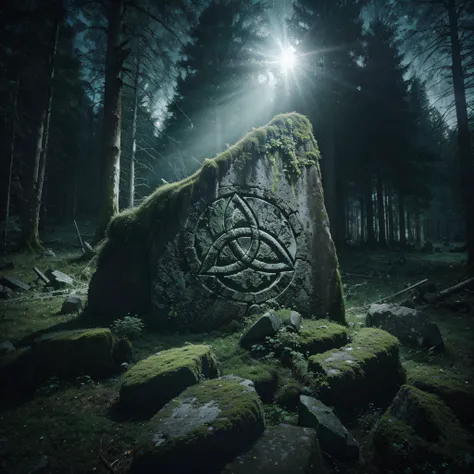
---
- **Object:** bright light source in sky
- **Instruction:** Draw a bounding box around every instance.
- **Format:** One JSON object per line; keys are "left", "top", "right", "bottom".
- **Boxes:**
{"left": 280, "top": 46, "right": 296, "bottom": 72}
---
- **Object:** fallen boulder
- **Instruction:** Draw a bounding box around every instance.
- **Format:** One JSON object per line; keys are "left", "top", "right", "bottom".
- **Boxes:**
{"left": 373, "top": 385, "right": 473, "bottom": 473}
{"left": 308, "top": 328, "right": 406, "bottom": 410}
{"left": 60, "top": 294, "right": 83, "bottom": 314}
{"left": 298, "top": 395, "right": 359, "bottom": 461}
{"left": 406, "top": 364, "right": 474, "bottom": 427}
{"left": 276, "top": 318, "right": 348, "bottom": 356}
{"left": 130, "top": 377, "right": 265, "bottom": 474}
{"left": 45, "top": 269, "right": 74, "bottom": 289}
{"left": 240, "top": 311, "right": 282, "bottom": 347}
{"left": 0, "top": 284, "right": 13, "bottom": 299}
{"left": 0, "top": 340, "right": 15, "bottom": 355}
{"left": 0, "top": 275, "right": 30, "bottom": 292}
{"left": 366, "top": 303, "right": 443, "bottom": 350}
{"left": 120, "top": 344, "right": 219, "bottom": 414}
{"left": 222, "top": 424, "right": 325, "bottom": 474}
{"left": 279, "top": 309, "right": 303, "bottom": 332}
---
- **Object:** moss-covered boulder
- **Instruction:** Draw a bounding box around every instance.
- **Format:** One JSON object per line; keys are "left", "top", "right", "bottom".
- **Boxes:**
{"left": 222, "top": 424, "right": 325, "bottom": 474}
{"left": 373, "top": 385, "right": 473, "bottom": 473}
{"left": 275, "top": 381, "right": 305, "bottom": 411}
{"left": 120, "top": 344, "right": 218, "bottom": 414}
{"left": 32, "top": 328, "right": 115, "bottom": 377}
{"left": 276, "top": 318, "right": 348, "bottom": 356}
{"left": 130, "top": 377, "right": 265, "bottom": 474}
{"left": 240, "top": 311, "right": 282, "bottom": 348}
{"left": 86, "top": 113, "right": 345, "bottom": 331}
{"left": 308, "top": 328, "right": 406, "bottom": 410}
{"left": 406, "top": 364, "right": 474, "bottom": 427}
{"left": 225, "top": 363, "right": 279, "bottom": 403}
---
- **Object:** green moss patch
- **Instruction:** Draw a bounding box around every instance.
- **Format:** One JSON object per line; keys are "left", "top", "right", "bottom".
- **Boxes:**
{"left": 406, "top": 364, "right": 474, "bottom": 427}
{"left": 130, "top": 377, "right": 265, "bottom": 473}
{"left": 275, "top": 317, "right": 348, "bottom": 356}
{"left": 119, "top": 344, "right": 218, "bottom": 414}
{"left": 373, "top": 385, "right": 473, "bottom": 473}
{"left": 32, "top": 328, "right": 114, "bottom": 378}
{"left": 308, "top": 328, "right": 406, "bottom": 410}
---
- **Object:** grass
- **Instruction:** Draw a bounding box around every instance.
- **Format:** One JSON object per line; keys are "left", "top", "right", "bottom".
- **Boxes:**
{"left": 1, "top": 246, "right": 473, "bottom": 473}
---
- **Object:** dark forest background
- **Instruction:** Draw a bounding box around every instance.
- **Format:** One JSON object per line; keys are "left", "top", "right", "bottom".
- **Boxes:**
{"left": 0, "top": 0, "right": 473, "bottom": 266}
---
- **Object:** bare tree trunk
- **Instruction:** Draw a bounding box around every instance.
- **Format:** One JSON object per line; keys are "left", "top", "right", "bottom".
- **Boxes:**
{"left": 388, "top": 184, "right": 394, "bottom": 244}
{"left": 447, "top": 0, "right": 473, "bottom": 266}
{"left": 399, "top": 190, "right": 406, "bottom": 246}
{"left": 95, "top": 0, "right": 125, "bottom": 241}
{"left": 21, "top": 8, "right": 61, "bottom": 250}
{"left": 366, "top": 181, "right": 376, "bottom": 246}
{"left": 377, "top": 177, "right": 386, "bottom": 246}
{"left": 129, "top": 53, "right": 140, "bottom": 208}
{"left": 3, "top": 75, "right": 19, "bottom": 248}
{"left": 360, "top": 194, "right": 366, "bottom": 242}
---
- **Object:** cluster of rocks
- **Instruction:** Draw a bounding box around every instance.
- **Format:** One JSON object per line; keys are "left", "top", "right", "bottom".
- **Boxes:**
{"left": 0, "top": 328, "right": 132, "bottom": 397}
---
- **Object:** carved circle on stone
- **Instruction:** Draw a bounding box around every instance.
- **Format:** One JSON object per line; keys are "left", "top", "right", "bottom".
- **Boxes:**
{"left": 185, "top": 193, "right": 297, "bottom": 303}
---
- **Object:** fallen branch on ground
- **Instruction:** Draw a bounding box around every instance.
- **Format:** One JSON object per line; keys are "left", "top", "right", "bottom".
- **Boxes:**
{"left": 372, "top": 278, "right": 429, "bottom": 305}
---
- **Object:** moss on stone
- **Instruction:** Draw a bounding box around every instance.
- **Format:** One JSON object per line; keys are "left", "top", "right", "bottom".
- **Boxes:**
{"left": 276, "top": 318, "right": 348, "bottom": 356}
{"left": 120, "top": 344, "right": 219, "bottom": 414}
{"left": 406, "top": 364, "right": 474, "bottom": 426}
{"left": 275, "top": 381, "right": 305, "bottom": 411}
{"left": 308, "top": 328, "right": 406, "bottom": 410}
{"left": 226, "top": 363, "right": 279, "bottom": 403}
{"left": 373, "top": 385, "right": 473, "bottom": 473}
{"left": 33, "top": 328, "right": 114, "bottom": 377}
{"left": 131, "top": 377, "right": 265, "bottom": 473}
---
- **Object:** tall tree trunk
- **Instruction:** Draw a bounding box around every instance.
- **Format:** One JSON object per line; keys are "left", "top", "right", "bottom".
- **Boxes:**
{"left": 95, "top": 0, "right": 125, "bottom": 241}
{"left": 447, "top": 0, "right": 473, "bottom": 266}
{"left": 129, "top": 53, "right": 140, "bottom": 208}
{"left": 388, "top": 185, "right": 394, "bottom": 244}
{"left": 366, "top": 182, "right": 376, "bottom": 246}
{"left": 377, "top": 177, "right": 386, "bottom": 246}
{"left": 399, "top": 190, "right": 406, "bottom": 246}
{"left": 20, "top": 7, "right": 61, "bottom": 250}
{"left": 360, "top": 194, "right": 366, "bottom": 242}
{"left": 3, "top": 75, "right": 19, "bottom": 248}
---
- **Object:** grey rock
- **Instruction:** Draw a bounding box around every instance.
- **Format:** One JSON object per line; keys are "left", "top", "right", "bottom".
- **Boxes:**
{"left": 130, "top": 377, "right": 265, "bottom": 474}
{"left": 298, "top": 395, "right": 360, "bottom": 461}
{"left": 240, "top": 311, "right": 282, "bottom": 347}
{"left": 0, "top": 284, "right": 13, "bottom": 299}
{"left": 222, "top": 424, "right": 325, "bottom": 474}
{"left": 0, "top": 340, "right": 15, "bottom": 355}
{"left": 43, "top": 249, "right": 56, "bottom": 258}
{"left": 86, "top": 114, "right": 345, "bottom": 331}
{"left": 282, "top": 310, "right": 303, "bottom": 332}
{"left": 366, "top": 303, "right": 443, "bottom": 350}
{"left": 400, "top": 299, "right": 416, "bottom": 309}
{"left": 0, "top": 275, "right": 30, "bottom": 292}
{"left": 45, "top": 269, "right": 74, "bottom": 289}
{"left": 60, "top": 294, "right": 83, "bottom": 314}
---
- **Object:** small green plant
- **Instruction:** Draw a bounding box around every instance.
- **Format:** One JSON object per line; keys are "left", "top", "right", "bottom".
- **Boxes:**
{"left": 111, "top": 315, "right": 144, "bottom": 339}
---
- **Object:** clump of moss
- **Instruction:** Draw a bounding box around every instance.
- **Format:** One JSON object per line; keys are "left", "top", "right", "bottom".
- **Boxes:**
{"left": 275, "top": 381, "right": 305, "bottom": 411}
{"left": 131, "top": 377, "right": 265, "bottom": 473}
{"left": 373, "top": 385, "right": 473, "bottom": 473}
{"left": 119, "top": 344, "right": 219, "bottom": 414}
{"left": 308, "top": 328, "right": 406, "bottom": 411}
{"left": 275, "top": 318, "right": 348, "bottom": 356}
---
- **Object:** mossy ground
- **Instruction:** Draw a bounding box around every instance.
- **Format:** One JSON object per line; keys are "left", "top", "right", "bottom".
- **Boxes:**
{"left": 0, "top": 246, "right": 473, "bottom": 473}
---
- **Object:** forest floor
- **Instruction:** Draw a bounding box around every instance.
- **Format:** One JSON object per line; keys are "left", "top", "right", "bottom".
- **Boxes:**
{"left": 0, "top": 226, "right": 473, "bottom": 474}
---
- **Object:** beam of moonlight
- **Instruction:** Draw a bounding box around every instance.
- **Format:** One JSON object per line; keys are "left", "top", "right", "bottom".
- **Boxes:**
{"left": 280, "top": 46, "right": 296, "bottom": 72}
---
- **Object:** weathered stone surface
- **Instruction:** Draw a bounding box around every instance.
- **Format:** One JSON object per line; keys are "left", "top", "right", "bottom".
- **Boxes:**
{"left": 130, "top": 377, "right": 265, "bottom": 474}
{"left": 279, "top": 309, "right": 303, "bottom": 332}
{"left": 0, "top": 275, "right": 30, "bottom": 292}
{"left": 45, "top": 269, "right": 74, "bottom": 289}
{"left": 373, "top": 385, "right": 473, "bottom": 473}
{"left": 308, "top": 328, "right": 406, "bottom": 410}
{"left": 277, "top": 318, "right": 348, "bottom": 356}
{"left": 299, "top": 395, "right": 359, "bottom": 461}
{"left": 32, "top": 328, "right": 114, "bottom": 377}
{"left": 120, "top": 344, "right": 219, "bottom": 413}
{"left": 222, "top": 424, "right": 325, "bottom": 474}
{"left": 0, "top": 284, "right": 13, "bottom": 299}
{"left": 60, "top": 294, "right": 83, "bottom": 314}
{"left": 86, "top": 114, "right": 345, "bottom": 331}
{"left": 406, "top": 364, "right": 474, "bottom": 427}
{"left": 0, "top": 340, "right": 15, "bottom": 355}
{"left": 366, "top": 303, "right": 443, "bottom": 350}
{"left": 43, "top": 249, "right": 56, "bottom": 258}
{"left": 240, "top": 311, "right": 282, "bottom": 347}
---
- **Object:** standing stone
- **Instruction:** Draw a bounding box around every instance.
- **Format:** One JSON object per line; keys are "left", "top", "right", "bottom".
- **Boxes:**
{"left": 86, "top": 114, "right": 345, "bottom": 331}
